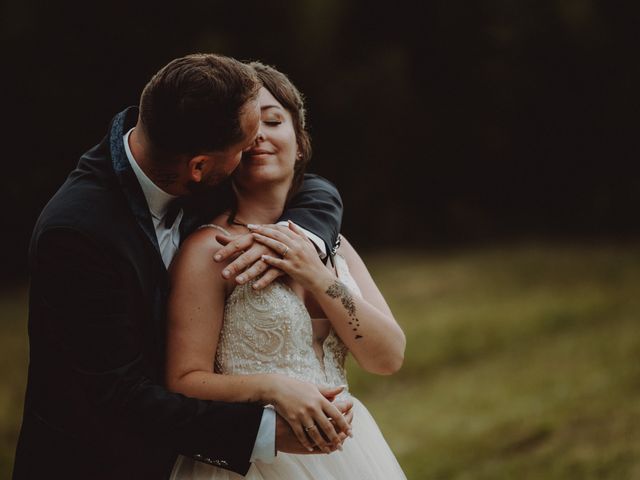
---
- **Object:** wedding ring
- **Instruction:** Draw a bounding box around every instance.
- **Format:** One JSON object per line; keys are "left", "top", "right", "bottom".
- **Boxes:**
{"left": 303, "top": 424, "right": 316, "bottom": 432}
{"left": 282, "top": 246, "right": 290, "bottom": 257}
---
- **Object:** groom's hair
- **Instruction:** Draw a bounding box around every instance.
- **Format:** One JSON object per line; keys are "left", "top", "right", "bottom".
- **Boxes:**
{"left": 139, "top": 53, "right": 260, "bottom": 161}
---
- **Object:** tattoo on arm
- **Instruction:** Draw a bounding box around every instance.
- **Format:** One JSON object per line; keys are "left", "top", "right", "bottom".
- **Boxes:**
{"left": 325, "top": 280, "right": 363, "bottom": 339}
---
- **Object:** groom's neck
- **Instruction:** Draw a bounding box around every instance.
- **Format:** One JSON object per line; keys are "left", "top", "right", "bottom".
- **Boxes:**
{"left": 129, "top": 125, "right": 184, "bottom": 196}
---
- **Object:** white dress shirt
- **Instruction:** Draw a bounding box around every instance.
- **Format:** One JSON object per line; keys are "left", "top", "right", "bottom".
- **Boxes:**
{"left": 123, "top": 128, "right": 276, "bottom": 463}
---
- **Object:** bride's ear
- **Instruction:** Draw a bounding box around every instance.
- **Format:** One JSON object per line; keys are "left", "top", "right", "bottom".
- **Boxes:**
{"left": 187, "top": 155, "right": 209, "bottom": 183}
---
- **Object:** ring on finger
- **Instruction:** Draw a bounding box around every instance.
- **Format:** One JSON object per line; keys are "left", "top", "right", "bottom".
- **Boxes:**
{"left": 281, "top": 246, "right": 290, "bottom": 258}
{"left": 303, "top": 424, "right": 316, "bottom": 432}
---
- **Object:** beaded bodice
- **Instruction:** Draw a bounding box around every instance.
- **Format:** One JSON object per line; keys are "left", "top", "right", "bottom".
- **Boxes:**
{"left": 204, "top": 225, "right": 359, "bottom": 395}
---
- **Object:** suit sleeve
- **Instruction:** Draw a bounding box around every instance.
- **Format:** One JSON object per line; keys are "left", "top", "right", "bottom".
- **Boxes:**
{"left": 281, "top": 174, "right": 343, "bottom": 254}
{"left": 32, "top": 226, "right": 262, "bottom": 475}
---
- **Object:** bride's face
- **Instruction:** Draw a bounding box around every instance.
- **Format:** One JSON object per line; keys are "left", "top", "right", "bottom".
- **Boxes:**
{"left": 234, "top": 87, "right": 298, "bottom": 188}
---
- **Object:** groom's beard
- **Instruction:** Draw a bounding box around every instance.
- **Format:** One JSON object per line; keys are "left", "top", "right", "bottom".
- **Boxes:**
{"left": 186, "top": 168, "right": 231, "bottom": 196}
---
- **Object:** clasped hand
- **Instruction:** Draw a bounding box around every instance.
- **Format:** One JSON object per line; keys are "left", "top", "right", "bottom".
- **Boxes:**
{"left": 214, "top": 221, "right": 332, "bottom": 291}
{"left": 264, "top": 375, "right": 353, "bottom": 454}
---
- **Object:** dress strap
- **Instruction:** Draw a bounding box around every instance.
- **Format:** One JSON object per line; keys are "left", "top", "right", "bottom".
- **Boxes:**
{"left": 198, "top": 223, "right": 232, "bottom": 236}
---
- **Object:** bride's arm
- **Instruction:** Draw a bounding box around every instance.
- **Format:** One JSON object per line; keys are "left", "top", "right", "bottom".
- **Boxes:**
{"left": 330, "top": 235, "right": 406, "bottom": 374}
{"left": 255, "top": 223, "right": 405, "bottom": 375}
{"left": 166, "top": 229, "right": 351, "bottom": 452}
{"left": 166, "top": 231, "right": 267, "bottom": 403}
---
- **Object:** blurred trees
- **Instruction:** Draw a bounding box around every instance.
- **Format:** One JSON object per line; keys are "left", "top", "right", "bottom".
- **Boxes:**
{"left": 1, "top": 0, "right": 638, "bottom": 281}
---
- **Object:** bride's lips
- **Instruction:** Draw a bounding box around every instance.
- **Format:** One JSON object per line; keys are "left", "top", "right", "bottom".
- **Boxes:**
{"left": 245, "top": 148, "right": 274, "bottom": 157}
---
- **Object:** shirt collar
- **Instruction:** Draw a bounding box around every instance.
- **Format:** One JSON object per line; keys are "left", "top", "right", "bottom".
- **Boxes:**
{"left": 123, "top": 128, "right": 177, "bottom": 220}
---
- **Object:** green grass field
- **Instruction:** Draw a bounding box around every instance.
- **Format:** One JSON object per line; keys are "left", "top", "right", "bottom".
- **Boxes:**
{"left": 2, "top": 242, "right": 640, "bottom": 479}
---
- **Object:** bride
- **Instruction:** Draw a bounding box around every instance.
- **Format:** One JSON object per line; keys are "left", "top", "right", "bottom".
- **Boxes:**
{"left": 166, "top": 61, "right": 407, "bottom": 479}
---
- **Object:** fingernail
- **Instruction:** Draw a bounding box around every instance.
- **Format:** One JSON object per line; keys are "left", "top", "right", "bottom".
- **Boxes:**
{"left": 222, "top": 269, "right": 230, "bottom": 278}
{"left": 252, "top": 283, "right": 260, "bottom": 289}
{"left": 338, "top": 444, "right": 343, "bottom": 451}
{"left": 237, "top": 275, "right": 245, "bottom": 284}
{"left": 307, "top": 446, "right": 314, "bottom": 452}
{"left": 214, "top": 254, "right": 221, "bottom": 261}
{"left": 247, "top": 224, "right": 258, "bottom": 230}
{"left": 348, "top": 430, "right": 353, "bottom": 438}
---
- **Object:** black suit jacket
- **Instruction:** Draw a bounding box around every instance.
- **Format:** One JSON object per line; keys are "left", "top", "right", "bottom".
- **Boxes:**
{"left": 12, "top": 107, "right": 343, "bottom": 479}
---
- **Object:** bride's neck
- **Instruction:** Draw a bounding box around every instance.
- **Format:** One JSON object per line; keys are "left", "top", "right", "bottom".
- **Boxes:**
{"left": 232, "top": 181, "right": 290, "bottom": 226}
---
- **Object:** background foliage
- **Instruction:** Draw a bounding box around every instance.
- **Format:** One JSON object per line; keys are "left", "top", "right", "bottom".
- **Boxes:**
{"left": 2, "top": 245, "right": 640, "bottom": 477}
{"left": 1, "top": 1, "right": 639, "bottom": 477}
{"left": 1, "top": 0, "right": 639, "bottom": 280}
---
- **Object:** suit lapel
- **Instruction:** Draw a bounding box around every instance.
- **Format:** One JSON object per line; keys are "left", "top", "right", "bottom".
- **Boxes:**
{"left": 108, "top": 107, "right": 170, "bottom": 373}
{"left": 109, "top": 107, "right": 165, "bottom": 266}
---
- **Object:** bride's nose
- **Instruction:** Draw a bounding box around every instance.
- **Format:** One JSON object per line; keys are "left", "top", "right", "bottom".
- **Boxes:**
{"left": 255, "top": 129, "right": 265, "bottom": 143}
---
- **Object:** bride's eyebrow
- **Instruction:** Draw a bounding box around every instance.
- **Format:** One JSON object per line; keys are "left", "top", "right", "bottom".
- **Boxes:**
{"left": 261, "top": 105, "right": 282, "bottom": 112}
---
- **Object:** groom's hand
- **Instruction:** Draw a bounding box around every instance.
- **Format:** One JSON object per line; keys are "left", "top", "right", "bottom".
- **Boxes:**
{"left": 214, "top": 229, "right": 286, "bottom": 289}
{"left": 275, "top": 401, "right": 354, "bottom": 455}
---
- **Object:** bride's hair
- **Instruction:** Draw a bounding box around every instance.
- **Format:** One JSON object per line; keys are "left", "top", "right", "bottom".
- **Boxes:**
{"left": 248, "top": 61, "right": 312, "bottom": 203}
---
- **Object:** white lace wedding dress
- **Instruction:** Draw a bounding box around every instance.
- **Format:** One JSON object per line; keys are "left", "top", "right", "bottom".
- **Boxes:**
{"left": 171, "top": 228, "right": 406, "bottom": 480}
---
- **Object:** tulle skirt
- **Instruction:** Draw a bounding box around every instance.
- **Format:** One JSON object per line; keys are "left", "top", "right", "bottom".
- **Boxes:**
{"left": 170, "top": 397, "right": 406, "bottom": 480}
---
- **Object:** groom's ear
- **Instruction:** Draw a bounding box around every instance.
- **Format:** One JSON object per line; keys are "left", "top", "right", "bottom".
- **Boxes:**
{"left": 187, "top": 155, "right": 209, "bottom": 183}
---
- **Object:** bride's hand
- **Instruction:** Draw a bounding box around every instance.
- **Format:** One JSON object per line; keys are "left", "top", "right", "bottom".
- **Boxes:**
{"left": 251, "top": 221, "right": 334, "bottom": 293}
{"left": 275, "top": 402, "right": 354, "bottom": 455}
{"left": 261, "top": 374, "right": 353, "bottom": 453}
{"left": 213, "top": 232, "right": 285, "bottom": 289}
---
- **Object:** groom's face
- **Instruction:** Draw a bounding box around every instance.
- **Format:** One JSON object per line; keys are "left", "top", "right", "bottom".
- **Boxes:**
{"left": 187, "top": 99, "right": 260, "bottom": 194}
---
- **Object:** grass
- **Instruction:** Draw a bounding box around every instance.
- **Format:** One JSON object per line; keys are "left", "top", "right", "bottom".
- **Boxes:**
{"left": 2, "top": 242, "right": 640, "bottom": 478}
{"left": 0, "top": 286, "right": 28, "bottom": 476}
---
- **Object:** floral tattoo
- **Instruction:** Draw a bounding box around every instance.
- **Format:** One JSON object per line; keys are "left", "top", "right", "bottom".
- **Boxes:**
{"left": 325, "top": 280, "right": 362, "bottom": 339}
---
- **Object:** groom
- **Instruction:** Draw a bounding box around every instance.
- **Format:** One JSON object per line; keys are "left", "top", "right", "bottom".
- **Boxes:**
{"left": 13, "top": 54, "right": 350, "bottom": 479}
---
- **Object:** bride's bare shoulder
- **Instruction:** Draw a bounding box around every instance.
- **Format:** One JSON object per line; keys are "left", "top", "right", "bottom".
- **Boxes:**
{"left": 178, "top": 211, "right": 238, "bottom": 254}
{"left": 168, "top": 225, "right": 228, "bottom": 280}
{"left": 182, "top": 226, "right": 225, "bottom": 255}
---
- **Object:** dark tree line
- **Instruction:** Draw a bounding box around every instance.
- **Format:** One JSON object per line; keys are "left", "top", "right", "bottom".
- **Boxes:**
{"left": 1, "top": 0, "right": 638, "bottom": 280}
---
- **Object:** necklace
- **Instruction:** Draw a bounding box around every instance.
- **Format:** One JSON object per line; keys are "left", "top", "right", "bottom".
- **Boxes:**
{"left": 229, "top": 219, "right": 249, "bottom": 228}
{"left": 225, "top": 213, "right": 251, "bottom": 229}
